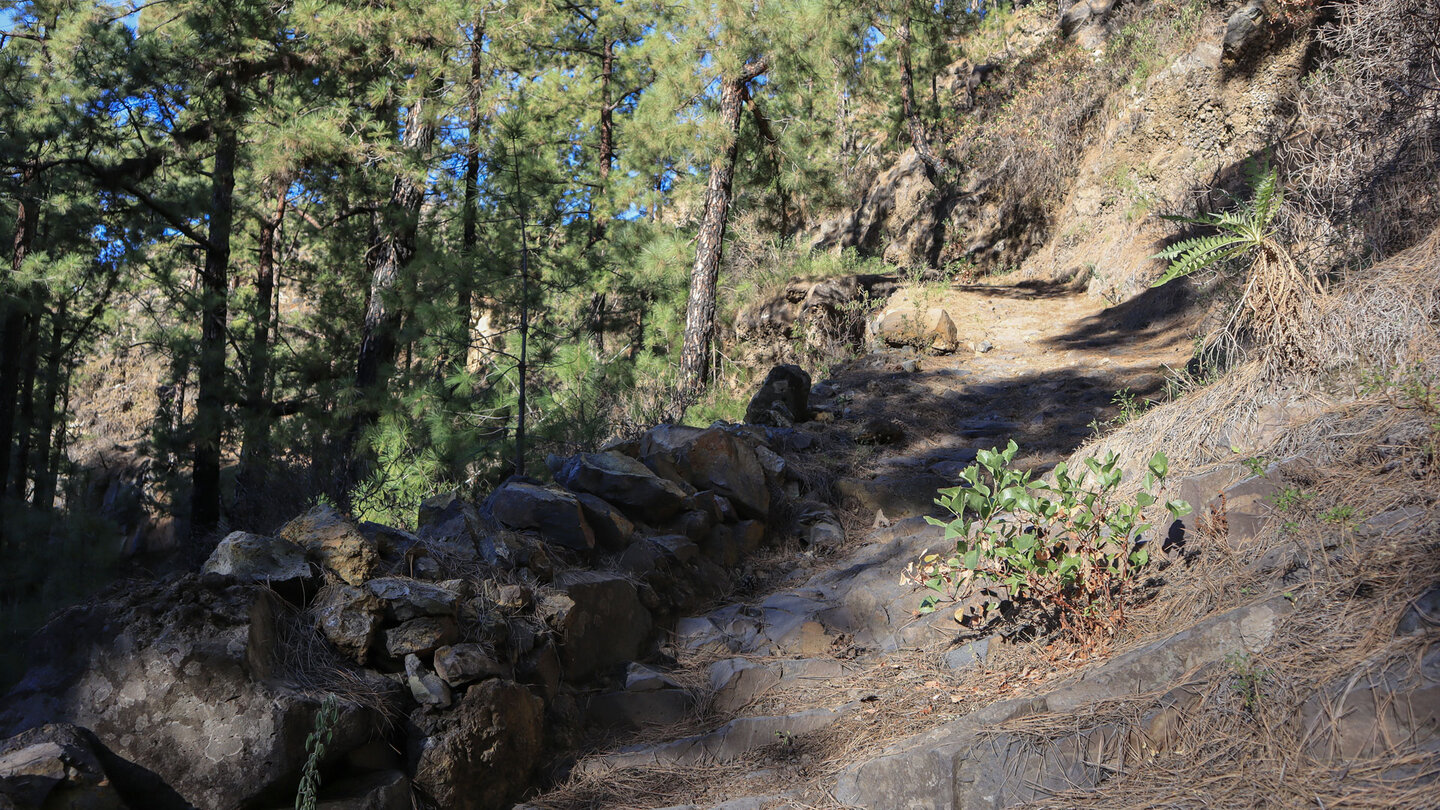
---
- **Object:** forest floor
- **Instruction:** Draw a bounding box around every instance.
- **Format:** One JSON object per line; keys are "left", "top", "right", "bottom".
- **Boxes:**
{"left": 527, "top": 276, "right": 1214, "bottom": 809}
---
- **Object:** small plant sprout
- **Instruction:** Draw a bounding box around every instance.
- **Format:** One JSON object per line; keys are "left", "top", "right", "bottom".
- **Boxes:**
{"left": 1226, "top": 652, "right": 1269, "bottom": 714}
{"left": 295, "top": 694, "right": 340, "bottom": 810}
{"left": 905, "top": 441, "right": 1190, "bottom": 644}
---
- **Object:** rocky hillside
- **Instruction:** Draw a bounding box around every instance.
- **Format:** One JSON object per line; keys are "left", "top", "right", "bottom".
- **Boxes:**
{"left": 3, "top": 1, "right": 1438, "bottom": 809}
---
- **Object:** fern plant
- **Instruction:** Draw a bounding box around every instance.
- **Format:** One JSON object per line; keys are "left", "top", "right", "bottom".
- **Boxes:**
{"left": 1151, "top": 168, "right": 1320, "bottom": 366}
{"left": 295, "top": 694, "right": 340, "bottom": 810}
{"left": 1150, "top": 168, "right": 1283, "bottom": 288}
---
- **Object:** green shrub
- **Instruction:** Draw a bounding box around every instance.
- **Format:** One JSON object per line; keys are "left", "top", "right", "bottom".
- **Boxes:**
{"left": 909, "top": 441, "right": 1190, "bottom": 643}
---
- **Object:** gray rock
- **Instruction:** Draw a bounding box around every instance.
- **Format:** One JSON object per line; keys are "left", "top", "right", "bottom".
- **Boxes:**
{"left": 313, "top": 583, "right": 384, "bottom": 664}
{"left": 405, "top": 654, "right": 452, "bottom": 708}
{"left": 745, "top": 365, "right": 811, "bottom": 427}
{"left": 943, "top": 638, "right": 990, "bottom": 671}
{"left": 626, "top": 663, "right": 682, "bottom": 692}
{"left": 0, "top": 580, "right": 384, "bottom": 810}
{"left": 0, "top": 723, "right": 124, "bottom": 810}
{"left": 415, "top": 492, "right": 483, "bottom": 563}
{"left": 433, "top": 644, "right": 507, "bottom": 686}
{"left": 410, "top": 680, "right": 544, "bottom": 810}
{"left": 1223, "top": 0, "right": 1267, "bottom": 62}
{"left": 384, "top": 616, "right": 460, "bottom": 658}
{"left": 202, "top": 531, "right": 311, "bottom": 584}
{"left": 557, "top": 452, "right": 690, "bottom": 521}
{"left": 1397, "top": 584, "right": 1440, "bottom": 637}
{"left": 490, "top": 481, "right": 596, "bottom": 551}
{"left": 365, "top": 577, "right": 459, "bottom": 622}
{"left": 811, "top": 382, "right": 837, "bottom": 399}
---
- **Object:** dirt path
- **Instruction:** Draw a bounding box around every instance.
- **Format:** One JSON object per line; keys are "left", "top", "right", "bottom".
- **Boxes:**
{"left": 527, "top": 280, "right": 1205, "bottom": 809}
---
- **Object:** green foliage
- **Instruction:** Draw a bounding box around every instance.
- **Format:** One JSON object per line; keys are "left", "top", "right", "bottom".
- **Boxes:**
{"left": 295, "top": 694, "right": 340, "bottom": 810}
{"left": 909, "top": 441, "right": 1190, "bottom": 642}
{"left": 1269, "top": 487, "right": 1314, "bottom": 513}
{"left": 1151, "top": 168, "right": 1284, "bottom": 288}
{"left": 1226, "top": 652, "right": 1269, "bottom": 714}
{"left": 1320, "top": 504, "right": 1363, "bottom": 527}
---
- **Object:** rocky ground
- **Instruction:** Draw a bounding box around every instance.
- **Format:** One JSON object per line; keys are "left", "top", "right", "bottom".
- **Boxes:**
{"left": 2, "top": 275, "right": 1436, "bottom": 810}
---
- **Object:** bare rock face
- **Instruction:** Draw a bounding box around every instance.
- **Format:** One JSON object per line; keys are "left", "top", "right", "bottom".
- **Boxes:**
{"left": 409, "top": 680, "right": 544, "bottom": 810}
{"left": 572, "top": 493, "right": 636, "bottom": 551}
{"left": 0, "top": 723, "right": 125, "bottom": 810}
{"left": 489, "top": 481, "right": 596, "bottom": 552}
{"left": 556, "top": 452, "right": 690, "bottom": 521}
{"left": 280, "top": 505, "right": 379, "bottom": 586}
{"left": 0, "top": 578, "right": 379, "bottom": 810}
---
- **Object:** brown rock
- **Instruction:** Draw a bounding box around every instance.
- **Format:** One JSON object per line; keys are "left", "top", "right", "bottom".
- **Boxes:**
{"left": 410, "top": 680, "right": 545, "bottom": 810}
{"left": 313, "top": 583, "right": 384, "bottom": 664}
{"left": 384, "top": 617, "right": 459, "bottom": 658}
{"left": 280, "top": 505, "right": 379, "bottom": 586}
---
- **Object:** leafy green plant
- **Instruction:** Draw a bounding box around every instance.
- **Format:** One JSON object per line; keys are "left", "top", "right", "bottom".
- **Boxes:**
{"left": 1270, "top": 487, "right": 1314, "bottom": 513}
{"left": 1320, "top": 504, "right": 1363, "bottom": 527}
{"left": 1226, "top": 652, "right": 1269, "bottom": 714}
{"left": 295, "top": 694, "right": 340, "bottom": 810}
{"left": 1151, "top": 167, "right": 1320, "bottom": 365}
{"left": 907, "top": 441, "right": 1191, "bottom": 643}
{"left": 1239, "top": 454, "right": 1268, "bottom": 478}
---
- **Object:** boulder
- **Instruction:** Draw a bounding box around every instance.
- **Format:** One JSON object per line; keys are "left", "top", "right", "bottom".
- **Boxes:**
{"left": 312, "top": 583, "right": 384, "bottom": 664}
{"left": 410, "top": 680, "right": 544, "bottom": 810}
{"left": 280, "top": 505, "right": 379, "bottom": 586}
{"left": 869, "top": 306, "right": 960, "bottom": 354}
{"left": 415, "top": 492, "right": 482, "bottom": 563}
{"left": 585, "top": 689, "right": 696, "bottom": 729}
{"left": 541, "top": 572, "right": 652, "bottom": 682}
{"left": 0, "top": 578, "right": 381, "bottom": 810}
{"left": 432, "top": 644, "right": 506, "bottom": 687}
{"left": 202, "top": 531, "right": 311, "bottom": 585}
{"left": 0, "top": 723, "right": 125, "bottom": 810}
{"left": 489, "top": 482, "right": 596, "bottom": 551}
{"left": 573, "top": 493, "right": 635, "bottom": 550}
{"left": 556, "top": 452, "right": 690, "bottom": 521}
{"left": 744, "top": 365, "right": 811, "bottom": 427}
{"left": 383, "top": 617, "right": 459, "bottom": 659}
{"left": 1223, "top": 0, "right": 1268, "bottom": 62}
{"left": 638, "top": 426, "right": 770, "bottom": 519}
{"left": 364, "top": 577, "right": 459, "bottom": 622}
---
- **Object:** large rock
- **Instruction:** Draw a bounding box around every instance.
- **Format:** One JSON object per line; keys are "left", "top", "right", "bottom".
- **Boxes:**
{"left": 1223, "top": 0, "right": 1268, "bottom": 63}
{"left": 489, "top": 481, "right": 596, "bottom": 551}
{"left": 432, "top": 644, "right": 506, "bottom": 687}
{"left": 384, "top": 617, "right": 459, "bottom": 659}
{"left": 410, "top": 680, "right": 544, "bottom": 810}
{"left": 556, "top": 452, "right": 689, "bottom": 521}
{"left": 312, "top": 583, "right": 384, "bottom": 664}
{"left": 0, "top": 723, "right": 125, "bottom": 810}
{"left": 869, "top": 305, "right": 960, "bottom": 354}
{"left": 540, "top": 571, "right": 652, "bottom": 682}
{"left": 364, "top": 577, "right": 459, "bottom": 622}
{"left": 0, "top": 578, "right": 380, "bottom": 810}
{"left": 202, "top": 531, "right": 312, "bottom": 585}
{"left": 836, "top": 473, "right": 951, "bottom": 519}
{"left": 573, "top": 493, "right": 636, "bottom": 550}
{"left": 638, "top": 426, "right": 770, "bottom": 519}
{"left": 280, "top": 505, "right": 379, "bottom": 586}
{"left": 415, "top": 491, "right": 482, "bottom": 563}
{"left": 744, "top": 365, "right": 811, "bottom": 427}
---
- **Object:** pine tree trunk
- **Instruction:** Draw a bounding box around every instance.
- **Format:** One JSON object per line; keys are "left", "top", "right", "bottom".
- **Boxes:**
{"left": 590, "top": 37, "right": 615, "bottom": 247}
{"left": 191, "top": 118, "right": 238, "bottom": 538}
{"left": 354, "top": 91, "right": 438, "bottom": 419}
{"left": 460, "top": 14, "right": 486, "bottom": 368}
{"left": 239, "top": 179, "right": 287, "bottom": 486}
{"left": 897, "top": 18, "right": 945, "bottom": 183}
{"left": 676, "top": 57, "right": 769, "bottom": 408}
{"left": 0, "top": 163, "right": 38, "bottom": 515}
{"left": 10, "top": 309, "right": 39, "bottom": 501}
{"left": 31, "top": 304, "right": 65, "bottom": 514}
